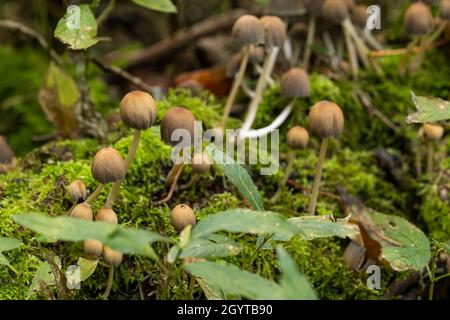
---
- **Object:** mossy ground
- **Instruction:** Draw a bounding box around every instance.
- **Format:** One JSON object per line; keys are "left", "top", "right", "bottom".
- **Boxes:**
{"left": 1, "top": 45, "right": 449, "bottom": 300}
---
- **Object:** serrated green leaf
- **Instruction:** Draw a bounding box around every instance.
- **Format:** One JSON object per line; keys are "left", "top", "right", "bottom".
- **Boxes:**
{"left": 28, "top": 261, "right": 54, "bottom": 298}
{"left": 206, "top": 144, "right": 264, "bottom": 211}
{"left": 78, "top": 257, "right": 98, "bottom": 281}
{"left": 54, "top": 4, "right": 99, "bottom": 50}
{"left": 276, "top": 247, "right": 317, "bottom": 300}
{"left": 13, "top": 214, "right": 169, "bottom": 260}
{"left": 406, "top": 92, "right": 450, "bottom": 123}
{"left": 131, "top": 0, "right": 177, "bottom": 13}
{"left": 192, "top": 209, "right": 298, "bottom": 239}
{"left": 371, "top": 212, "right": 431, "bottom": 271}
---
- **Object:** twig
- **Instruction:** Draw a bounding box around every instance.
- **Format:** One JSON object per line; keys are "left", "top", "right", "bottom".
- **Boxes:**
{"left": 91, "top": 56, "right": 156, "bottom": 94}
{"left": 104, "top": 9, "right": 247, "bottom": 66}
{"left": 0, "top": 19, "right": 62, "bottom": 65}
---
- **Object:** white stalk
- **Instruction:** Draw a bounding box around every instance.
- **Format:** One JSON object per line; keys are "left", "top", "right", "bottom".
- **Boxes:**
{"left": 322, "top": 31, "right": 340, "bottom": 71}
{"left": 363, "top": 28, "right": 384, "bottom": 50}
{"left": 343, "top": 24, "right": 359, "bottom": 79}
{"left": 241, "top": 80, "right": 255, "bottom": 98}
{"left": 302, "top": 16, "right": 316, "bottom": 71}
{"left": 239, "top": 100, "right": 294, "bottom": 139}
{"left": 253, "top": 63, "right": 275, "bottom": 86}
{"left": 241, "top": 47, "right": 279, "bottom": 132}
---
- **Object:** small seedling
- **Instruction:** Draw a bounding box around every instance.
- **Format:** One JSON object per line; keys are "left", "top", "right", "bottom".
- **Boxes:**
{"left": 308, "top": 101, "right": 344, "bottom": 214}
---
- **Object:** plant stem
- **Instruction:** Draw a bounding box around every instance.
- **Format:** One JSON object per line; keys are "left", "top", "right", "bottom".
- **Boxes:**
{"left": 221, "top": 45, "right": 250, "bottom": 128}
{"left": 415, "top": 143, "right": 422, "bottom": 178}
{"left": 426, "top": 141, "right": 434, "bottom": 178}
{"left": 7, "top": 264, "right": 19, "bottom": 276}
{"left": 426, "top": 22, "right": 447, "bottom": 46}
{"left": 102, "top": 266, "right": 115, "bottom": 300}
{"left": 399, "top": 37, "right": 419, "bottom": 76}
{"left": 85, "top": 183, "right": 104, "bottom": 204}
{"left": 105, "top": 129, "right": 141, "bottom": 208}
{"left": 302, "top": 16, "right": 316, "bottom": 70}
{"left": 308, "top": 138, "right": 329, "bottom": 214}
{"left": 248, "top": 233, "right": 274, "bottom": 268}
{"left": 271, "top": 150, "right": 296, "bottom": 203}
{"left": 188, "top": 275, "right": 196, "bottom": 300}
{"left": 97, "top": 0, "right": 116, "bottom": 27}
{"left": 241, "top": 47, "right": 279, "bottom": 132}
{"left": 409, "top": 36, "right": 428, "bottom": 75}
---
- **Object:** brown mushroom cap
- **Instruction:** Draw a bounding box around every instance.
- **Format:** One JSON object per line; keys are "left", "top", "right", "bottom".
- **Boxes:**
{"left": 440, "top": 0, "right": 450, "bottom": 20}
{"left": 0, "top": 136, "right": 15, "bottom": 164}
{"left": 96, "top": 208, "right": 118, "bottom": 224}
{"left": 352, "top": 4, "right": 368, "bottom": 29}
{"left": 120, "top": 91, "right": 157, "bottom": 130}
{"left": 308, "top": 101, "right": 345, "bottom": 138}
{"left": 324, "top": 0, "right": 350, "bottom": 24}
{"left": 260, "top": 16, "right": 287, "bottom": 51}
{"left": 422, "top": 123, "right": 445, "bottom": 140}
{"left": 103, "top": 246, "right": 123, "bottom": 267}
{"left": 160, "top": 107, "right": 196, "bottom": 147}
{"left": 170, "top": 204, "right": 196, "bottom": 233}
{"left": 232, "top": 15, "right": 265, "bottom": 46}
{"left": 281, "top": 68, "right": 310, "bottom": 98}
{"left": 84, "top": 239, "right": 103, "bottom": 259}
{"left": 67, "top": 180, "right": 87, "bottom": 203}
{"left": 287, "top": 126, "right": 310, "bottom": 150}
{"left": 71, "top": 203, "right": 93, "bottom": 221}
{"left": 91, "top": 147, "right": 126, "bottom": 184}
{"left": 192, "top": 153, "right": 212, "bottom": 174}
{"left": 306, "top": 0, "right": 325, "bottom": 17}
{"left": 404, "top": 2, "right": 434, "bottom": 36}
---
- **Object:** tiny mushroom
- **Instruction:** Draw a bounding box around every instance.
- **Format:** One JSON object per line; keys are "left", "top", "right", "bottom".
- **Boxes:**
{"left": 67, "top": 180, "right": 87, "bottom": 204}
{"left": 308, "top": 101, "right": 344, "bottom": 214}
{"left": 421, "top": 123, "right": 445, "bottom": 176}
{"left": 221, "top": 15, "right": 264, "bottom": 128}
{"left": 70, "top": 203, "right": 93, "bottom": 221}
{"left": 170, "top": 204, "right": 196, "bottom": 233}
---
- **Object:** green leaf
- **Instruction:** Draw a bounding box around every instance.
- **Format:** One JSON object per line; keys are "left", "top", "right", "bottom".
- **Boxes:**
{"left": 185, "top": 261, "right": 283, "bottom": 300}
{"left": 78, "top": 257, "right": 98, "bottom": 281}
{"left": 206, "top": 144, "right": 264, "bottom": 211}
{"left": 371, "top": 212, "right": 431, "bottom": 271}
{"left": 276, "top": 247, "right": 317, "bottom": 300}
{"left": 28, "top": 261, "right": 55, "bottom": 298}
{"left": 13, "top": 214, "right": 170, "bottom": 260}
{"left": 442, "top": 242, "right": 450, "bottom": 255}
{"left": 280, "top": 215, "right": 358, "bottom": 241}
{"left": 131, "top": 0, "right": 177, "bottom": 13}
{"left": 180, "top": 235, "right": 242, "bottom": 259}
{"left": 54, "top": 4, "right": 99, "bottom": 50}
{"left": 0, "top": 237, "right": 22, "bottom": 252}
{"left": 0, "top": 237, "right": 22, "bottom": 268}
{"left": 185, "top": 249, "right": 317, "bottom": 300}
{"left": 192, "top": 209, "right": 299, "bottom": 239}
{"left": 406, "top": 92, "right": 450, "bottom": 123}
{"left": 196, "top": 278, "right": 227, "bottom": 300}
{"left": 167, "top": 245, "right": 181, "bottom": 264}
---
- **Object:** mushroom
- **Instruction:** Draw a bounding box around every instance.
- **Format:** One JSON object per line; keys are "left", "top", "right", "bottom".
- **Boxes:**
{"left": 271, "top": 126, "right": 309, "bottom": 203}
{"left": 400, "top": 2, "right": 434, "bottom": 75}
{"left": 221, "top": 15, "right": 264, "bottom": 128}
{"left": 307, "top": 101, "right": 344, "bottom": 214}
{"left": 70, "top": 203, "right": 93, "bottom": 221}
{"left": 83, "top": 208, "right": 118, "bottom": 260}
{"left": 105, "top": 91, "right": 157, "bottom": 208}
{"left": 170, "top": 204, "right": 196, "bottom": 233}
{"left": 426, "top": 0, "right": 450, "bottom": 45}
{"left": 241, "top": 16, "right": 287, "bottom": 134}
{"left": 67, "top": 180, "right": 87, "bottom": 214}
{"left": 239, "top": 67, "right": 309, "bottom": 139}
{"left": 303, "top": 0, "right": 325, "bottom": 70}
{"left": 158, "top": 107, "right": 197, "bottom": 204}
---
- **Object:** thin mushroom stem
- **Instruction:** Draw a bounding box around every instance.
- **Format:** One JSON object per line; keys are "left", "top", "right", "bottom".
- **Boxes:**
{"left": 239, "top": 100, "right": 294, "bottom": 139}
{"left": 308, "top": 137, "right": 329, "bottom": 214}
{"left": 322, "top": 31, "right": 340, "bottom": 71}
{"left": 156, "top": 163, "right": 185, "bottom": 205}
{"left": 271, "top": 149, "right": 296, "bottom": 203}
{"left": 105, "top": 129, "right": 141, "bottom": 208}
{"left": 221, "top": 45, "right": 250, "bottom": 128}
{"left": 363, "top": 28, "right": 384, "bottom": 50}
{"left": 409, "top": 36, "right": 428, "bottom": 75}
{"left": 241, "top": 47, "right": 280, "bottom": 132}
{"left": 426, "top": 141, "right": 434, "bottom": 178}
{"left": 427, "top": 22, "right": 447, "bottom": 46}
{"left": 180, "top": 175, "right": 199, "bottom": 190}
{"left": 102, "top": 266, "right": 115, "bottom": 300}
{"left": 303, "top": 16, "right": 316, "bottom": 71}
{"left": 85, "top": 183, "right": 104, "bottom": 205}
{"left": 415, "top": 142, "right": 422, "bottom": 178}
{"left": 241, "top": 80, "right": 255, "bottom": 98}
{"left": 343, "top": 24, "right": 359, "bottom": 79}
{"left": 253, "top": 63, "right": 275, "bottom": 86}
